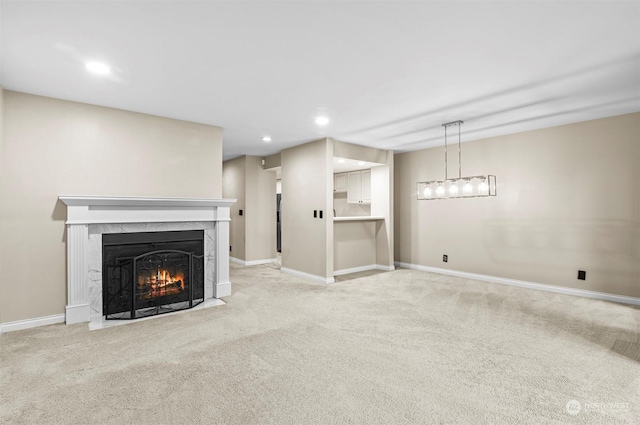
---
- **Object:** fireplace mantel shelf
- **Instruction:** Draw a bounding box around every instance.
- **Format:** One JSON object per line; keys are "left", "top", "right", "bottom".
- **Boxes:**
{"left": 59, "top": 196, "right": 237, "bottom": 225}
{"left": 59, "top": 196, "right": 236, "bottom": 208}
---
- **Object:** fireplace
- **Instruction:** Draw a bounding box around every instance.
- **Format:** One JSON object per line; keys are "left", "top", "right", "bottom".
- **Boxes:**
{"left": 103, "top": 230, "right": 205, "bottom": 319}
{"left": 58, "top": 196, "right": 236, "bottom": 327}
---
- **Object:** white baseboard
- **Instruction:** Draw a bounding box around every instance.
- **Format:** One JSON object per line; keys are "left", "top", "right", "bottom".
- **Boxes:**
{"left": 394, "top": 262, "right": 640, "bottom": 306}
{"left": 333, "top": 264, "right": 396, "bottom": 276}
{"left": 281, "top": 267, "right": 335, "bottom": 284}
{"left": 230, "top": 257, "right": 277, "bottom": 266}
{"left": 245, "top": 258, "right": 277, "bottom": 266}
{"left": 0, "top": 313, "right": 66, "bottom": 335}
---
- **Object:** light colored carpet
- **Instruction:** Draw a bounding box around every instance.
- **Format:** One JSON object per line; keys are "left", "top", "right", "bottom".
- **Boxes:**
{"left": 1, "top": 263, "right": 639, "bottom": 424}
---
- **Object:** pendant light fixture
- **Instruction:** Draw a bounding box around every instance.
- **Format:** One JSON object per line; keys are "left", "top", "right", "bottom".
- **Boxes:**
{"left": 417, "top": 120, "right": 496, "bottom": 200}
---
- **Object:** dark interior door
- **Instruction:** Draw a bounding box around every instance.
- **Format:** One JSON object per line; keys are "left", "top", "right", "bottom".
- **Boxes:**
{"left": 276, "top": 194, "right": 281, "bottom": 253}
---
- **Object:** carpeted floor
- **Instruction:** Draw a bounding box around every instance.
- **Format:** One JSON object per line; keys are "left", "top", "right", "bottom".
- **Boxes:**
{"left": 1, "top": 263, "right": 639, "bottom": 424}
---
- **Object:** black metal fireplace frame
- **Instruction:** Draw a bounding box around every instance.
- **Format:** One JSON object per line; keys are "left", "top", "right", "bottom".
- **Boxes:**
{"left": 102, "top": 230, "right": 205, "bottom": 320}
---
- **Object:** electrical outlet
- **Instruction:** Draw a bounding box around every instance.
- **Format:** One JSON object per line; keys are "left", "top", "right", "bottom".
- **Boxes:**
{"left": 578, "top": 270, "right": 586, "bottom": 280}
{"left": 229, "top": 245, "right": 232, "bottom": 252}
{"left": 239, "top": 210, "right": 243, "bottom": 216}
{"left": 443, "top": 254, "right": 448, "bottom": 262}
{"left": 314, "top": 210, "right": 317, "bottom": 218}
{"left": 319, "top": 210, "right": 323, "bottom": 219}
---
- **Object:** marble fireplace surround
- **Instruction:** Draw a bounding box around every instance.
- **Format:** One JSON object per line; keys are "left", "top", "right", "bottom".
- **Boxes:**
{"left": 59, "top": 196, "right": 236, "bottom": 328}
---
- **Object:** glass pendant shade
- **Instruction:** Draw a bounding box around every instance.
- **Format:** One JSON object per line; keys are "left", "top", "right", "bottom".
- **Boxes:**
{"left": 417, "top": 175, "right": 496, "bottom": 200}
{"left": 463, "top": 180, "right": 472, "bottom": 194}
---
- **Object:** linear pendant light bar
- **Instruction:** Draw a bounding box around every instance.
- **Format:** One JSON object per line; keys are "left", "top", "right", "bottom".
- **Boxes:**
{"left": 417, "top": 120, "right": 497, "bottom": 200}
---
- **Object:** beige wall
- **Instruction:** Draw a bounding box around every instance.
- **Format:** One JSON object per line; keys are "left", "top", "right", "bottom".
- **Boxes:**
{"left": 0, "top": 85, "right": 4, "bottom": 171}
{"left": 263, "top": 153, "right": 281, "bottom": 169}
{"left": 223, "top": 155, "right": 276, "bottom": 262}
{"left": 395, "top": 113, "right": 640, "bottom": 298}
{"left": 223, "top": 156, "right": 246, "bottom": 261}
{"left": 371, "top": 151, "right": 394, "bottom": 268}
{"left": 281, "top": 138, "right": 333, "bottom": 279}
{"left": 0, "top": 91, "right": 223, "bottom": 324}
{"left": 0, "top": 87, "right": 3, "bottom": 324}
{"left": 334, "top": 222, "right": 376, "bottom": 271}
{"left": 245, "top": 156, "right": 277, "bottom": 262}
{"left": 334, "top": 139, "right": 387, "bottom": 163}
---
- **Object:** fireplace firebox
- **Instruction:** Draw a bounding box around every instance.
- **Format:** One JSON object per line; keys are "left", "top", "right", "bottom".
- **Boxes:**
{"left": 102, "top": 230, "right": 205, "bottom": 320}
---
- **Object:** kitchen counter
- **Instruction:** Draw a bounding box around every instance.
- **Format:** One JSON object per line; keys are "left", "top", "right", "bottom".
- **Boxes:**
{"left": 333, "top": 216, "right": 385, "bottom": 222}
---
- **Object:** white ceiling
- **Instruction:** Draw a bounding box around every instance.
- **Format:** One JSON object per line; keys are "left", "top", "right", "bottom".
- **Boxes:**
{"left": 1, "top": 1, "right": 638, "bottom": 161}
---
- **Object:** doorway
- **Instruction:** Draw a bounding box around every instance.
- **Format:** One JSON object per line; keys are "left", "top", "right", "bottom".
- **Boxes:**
{"left": 276, "top": 193, "right": 281, "bottom": 253}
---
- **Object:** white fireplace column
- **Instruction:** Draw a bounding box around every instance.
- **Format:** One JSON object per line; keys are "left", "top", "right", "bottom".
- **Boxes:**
{"left": 59, "top": 196, "right": 236, "bottom": 325}
{"left": 214, "top": 207, "right": 231, "bottom": 298}
{"left": 65, "top": 224, "right": 90, "bottom": 324}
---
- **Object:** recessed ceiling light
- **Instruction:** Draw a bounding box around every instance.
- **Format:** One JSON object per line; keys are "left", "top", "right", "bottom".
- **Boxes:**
{"left": 85, "top": 61, "right": 111, "bottom": 75}
{"left": 262, "top": 136, "right": 272, "bottom": 143}
{"left": 358, "top": 161, "right": 365, "bottom": 166}
{"left": 337, "top": 159, "right": 346, "bottom": 164}
{"left": 315, "top": 116, "right": 329, "bottom": 126}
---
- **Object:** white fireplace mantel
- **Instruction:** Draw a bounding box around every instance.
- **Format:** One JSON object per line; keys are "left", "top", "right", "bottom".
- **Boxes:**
{"left": 59, "top": 196, "right": 236, "bottom": 326}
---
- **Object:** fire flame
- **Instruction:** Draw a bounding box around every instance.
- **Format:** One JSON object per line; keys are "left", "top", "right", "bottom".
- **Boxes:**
{"left": 138, "top": 268, "right": 185, "bottom": 299}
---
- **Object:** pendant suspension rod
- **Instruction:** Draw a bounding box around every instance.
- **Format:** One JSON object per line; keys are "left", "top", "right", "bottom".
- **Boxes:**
{"left": 441, "top": 120, "right": 464, "bottom": 180}
{"left": 458, "top": 123, "right": 462, "bottom": 179}
{"left": 444, "top": 124, "right": 448, "bottom": 180}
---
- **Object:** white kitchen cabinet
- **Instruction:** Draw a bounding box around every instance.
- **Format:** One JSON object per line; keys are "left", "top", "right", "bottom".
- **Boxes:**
{"left": 347, "top": 169, "right": 371, "bottom": 204}
{"left": 334, "top": 172, "right": 348, "bottom": 193}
